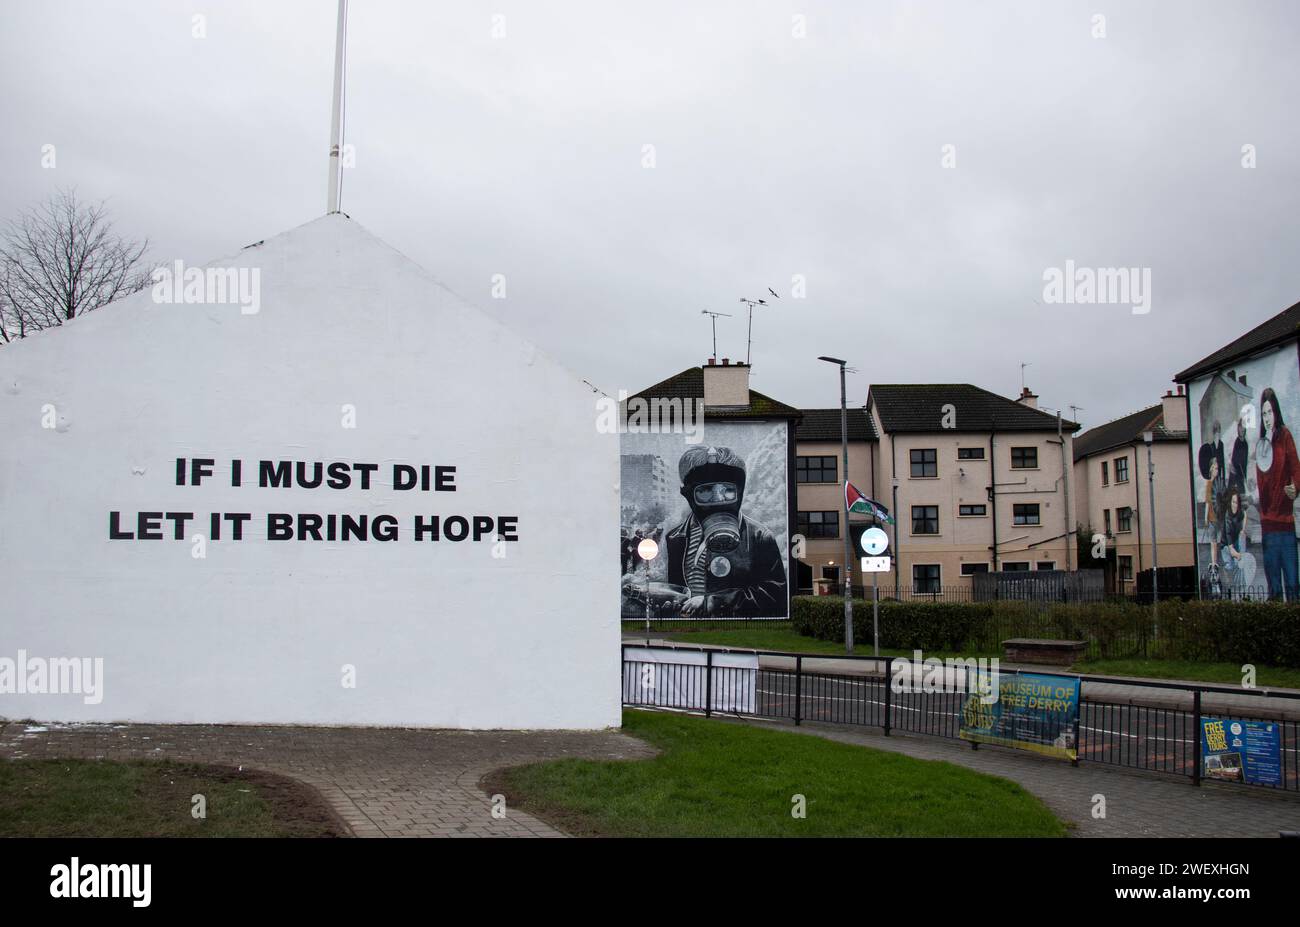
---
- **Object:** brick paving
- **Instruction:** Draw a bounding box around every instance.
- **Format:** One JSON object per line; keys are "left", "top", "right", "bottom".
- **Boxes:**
{"left": 0, "top": 721, "right": 654, "bottom": 838}
{"left": 732, "top": 715, "right": 1300, "bottom": 837}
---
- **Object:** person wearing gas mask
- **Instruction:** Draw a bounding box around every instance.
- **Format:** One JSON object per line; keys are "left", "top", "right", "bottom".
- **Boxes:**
{"left": 664, "top": 445, "right": 788, "bottom": 617}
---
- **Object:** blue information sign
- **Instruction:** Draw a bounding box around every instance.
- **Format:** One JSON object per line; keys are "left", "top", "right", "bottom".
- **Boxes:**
{"left": 1200, "top": 717, "right": 1282, "bottom": 786}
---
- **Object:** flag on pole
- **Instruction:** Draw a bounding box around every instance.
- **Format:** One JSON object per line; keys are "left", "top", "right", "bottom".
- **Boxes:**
{"left": 845, "top": 481, "right": 895, "bottom": 524}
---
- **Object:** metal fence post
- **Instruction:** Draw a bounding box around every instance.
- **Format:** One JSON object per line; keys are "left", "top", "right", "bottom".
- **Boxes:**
{"left": 1071, "top": 701, "right": 1080, "bottom": 768}
{"left": 794, "top": 656, "right": 803, "bottom": 726}
{"left": 705, "top": 649, "right": 714, "bottom": 718}
{"left": 1191, "top": 688, "right": 1202, "bottom": 787}
{"left": 883, "top": 656, "right": 892, "bottom": 736}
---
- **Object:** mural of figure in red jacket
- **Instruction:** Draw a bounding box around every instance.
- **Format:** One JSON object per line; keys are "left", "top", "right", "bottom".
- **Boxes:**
{"left": 1255, "top": 387, "right": 1300, "bottom": 600}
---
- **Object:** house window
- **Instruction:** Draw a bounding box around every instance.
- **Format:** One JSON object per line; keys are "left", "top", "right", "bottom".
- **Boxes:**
{"left": 1035, "top": 561, "right": 1056, "bottom": 571}
{"left": 1101, "top": 461, "right": 1109, "bottom": 486}
{"left": 1118, "top": 555, "right": 1133, "bottom": 583}
{"left": 958, "top": 447, "right": 985, "bottom": 460}
{"left": 1117, "top": 507, "right": 1133, "bottom": 533}
{"left": 796, "top": 510, "right": 840, "bottom": 539}
{"left": 958, "top": 504, "right": 987, "bottom": 517}
{"left": 1002, "top": 561, "right": 1030, "bottom": 571}
{"left": 1103, "top": 510, "right": 1111, "bottom": 534}
{"left": 1013, "top": 503, "right": 1041, "bottom": 526}
{"left": 960, "top": 562, "right": 990, "bottom": 576}
{"left": 822, "top": 565, "right": 839, "bottom": 583}
{"left": 911, "top": 505, "right": 939, "bottom": 535}
{"left": 1115, "top": 457, "right": 1129, "bottom": 483}
{"left": 913, "top": 564, "right": 941, "bottom": 594}
{"left": 796, "top": 455, "right": 837, "bottom": 484}
{"left": 910, "top": 448, "right": 937, "bottom": 478}
{"left": 1011, "top": 447, "right": 1038, "bottom": 469}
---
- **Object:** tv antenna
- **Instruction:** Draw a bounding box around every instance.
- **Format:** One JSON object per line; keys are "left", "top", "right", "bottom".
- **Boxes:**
{"left": 739, "top": 296, "right": 774, "bottom": 365}
{"left": 1069, "top": 404, "right": 1085, "bottom": 424}
{"left": 700, "top": 310, "right": 732, "bottom": 361}
{"left": 1020, "top": 361, "right": 1031, "bottom": 391}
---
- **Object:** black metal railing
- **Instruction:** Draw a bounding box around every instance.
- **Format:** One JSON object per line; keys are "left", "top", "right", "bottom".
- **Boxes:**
{"left": 621, "top": 644, "right": 1300, "bottom": 793}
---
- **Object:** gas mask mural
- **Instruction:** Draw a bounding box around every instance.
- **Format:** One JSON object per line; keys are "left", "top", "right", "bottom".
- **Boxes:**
{"left": 621, "top": 429, "right": 789, "bottom": 619}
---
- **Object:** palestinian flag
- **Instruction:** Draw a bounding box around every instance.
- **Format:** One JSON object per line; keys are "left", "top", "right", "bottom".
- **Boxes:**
{"left": 845, "top": 481, "right": 894, "bottom": 525}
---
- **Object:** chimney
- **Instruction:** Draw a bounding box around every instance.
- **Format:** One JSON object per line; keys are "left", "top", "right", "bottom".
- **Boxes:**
{"left": 703, "top": 360, "right": 750, "bottom": 409}
{"left": 1162, "top": 388, "right": 1188, "bottom": 433}
{"left": 1017, "top": 386, "right": 1038, "bottom": 409}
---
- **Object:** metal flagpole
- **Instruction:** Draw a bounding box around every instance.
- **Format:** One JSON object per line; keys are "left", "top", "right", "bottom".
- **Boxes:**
{"left": 326, "top": 0, "right": 349, "bottom": 213}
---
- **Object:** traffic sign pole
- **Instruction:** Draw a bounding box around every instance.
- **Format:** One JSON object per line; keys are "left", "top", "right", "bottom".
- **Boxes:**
{"left": 859, "top": 527, "right": 890, "bottom": 659}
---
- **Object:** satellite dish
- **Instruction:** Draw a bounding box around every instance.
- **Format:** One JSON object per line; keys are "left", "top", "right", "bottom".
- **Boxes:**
{"left": 637, "top": 538, "right": 660, "bottom": 561}
{"left": 861, "top": 527, "right": 889, "bottom": 556}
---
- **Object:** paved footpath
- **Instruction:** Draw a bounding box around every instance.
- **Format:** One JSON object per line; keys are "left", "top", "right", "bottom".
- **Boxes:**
{"left": 0, "top": 721, "right": 654, "bottom": 838}
{"left": 730, "top": 715, "right": 1300, "bottom": 837}
{"left": 7, "top": 712, "right": 1299, "bottom": 838}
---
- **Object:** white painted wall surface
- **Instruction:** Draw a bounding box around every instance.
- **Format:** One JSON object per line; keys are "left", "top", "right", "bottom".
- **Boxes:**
{"left": 0, "top": 215, "right": 621, "bottom": 729}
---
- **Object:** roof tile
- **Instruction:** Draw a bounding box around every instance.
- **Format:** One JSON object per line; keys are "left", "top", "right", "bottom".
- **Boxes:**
{"left": 796, "top": 408, "right": 877, "bottom": 441}
{"left": 626, "top": 366, "right": 801, "bottom": 420}
{"left": 1175, "top": 299, "right": 1300, "bottom": 382}
{"left": 867, "top": 384, "right": 1078, "bottom": 434}
{"left": 1072, "top": 403, "right": 1186, "bottom": 461}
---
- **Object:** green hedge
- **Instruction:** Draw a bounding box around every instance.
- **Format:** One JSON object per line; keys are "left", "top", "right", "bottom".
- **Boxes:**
{"left": 1159, "top": 599, "right": 1300, "bottom": 667}
{"left": 791, "top": 596, "right": 1300, "bottom": 667}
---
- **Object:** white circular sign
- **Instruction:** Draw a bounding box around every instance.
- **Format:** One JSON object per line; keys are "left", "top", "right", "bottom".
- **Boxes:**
{"left": 637, "top": 538, "right": 660, "bottom": 561}
{"left": 861, "top": 527, "right": 889, "bottom": 556}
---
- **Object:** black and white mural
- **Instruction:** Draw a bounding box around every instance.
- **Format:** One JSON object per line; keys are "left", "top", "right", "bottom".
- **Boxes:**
{"left": 621, "top": 422, "right": 789, "bottom": 619}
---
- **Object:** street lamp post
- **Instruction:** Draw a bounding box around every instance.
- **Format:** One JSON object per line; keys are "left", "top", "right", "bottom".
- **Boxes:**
{"left": 1144, "top": 430, "right": 1158, "bottom": 633}
{"left": 818, "top": 356, "right": 853, "bottom": 654}
{"left": 638, "top": 537, "right": 659, "bottom": 641}
{"left": 892, "top": 477, "right": 900, "bottom": 599}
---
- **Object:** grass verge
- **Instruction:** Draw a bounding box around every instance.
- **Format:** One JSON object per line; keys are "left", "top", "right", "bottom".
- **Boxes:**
{"left": 488, "top": 709, "right": 1067, "bottom": 837}
{"left": 0, "top": 759, "right": 349, "bottom": 837}
{"left": 649, "top": 627, "right": 998, "bottom": 659}
{"left": 1071, "top": 659, "right": 1300, "bottom": 689}
{"left": 644, "top": 630, "right": 1300, "bottom": 688}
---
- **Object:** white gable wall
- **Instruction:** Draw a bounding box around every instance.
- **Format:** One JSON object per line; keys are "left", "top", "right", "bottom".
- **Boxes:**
{"left": 0, "top": 215, "right": 620, "bottom": 729}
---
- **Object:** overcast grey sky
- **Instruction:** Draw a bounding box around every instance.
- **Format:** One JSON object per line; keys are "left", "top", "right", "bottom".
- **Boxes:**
{"left": 3, "top": 0, "right": 1297, "bottom": 431}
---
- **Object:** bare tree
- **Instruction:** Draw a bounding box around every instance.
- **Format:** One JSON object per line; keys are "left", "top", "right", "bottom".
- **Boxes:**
{"left": 0, "top": 190, "right": 153, "bottom": 344}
